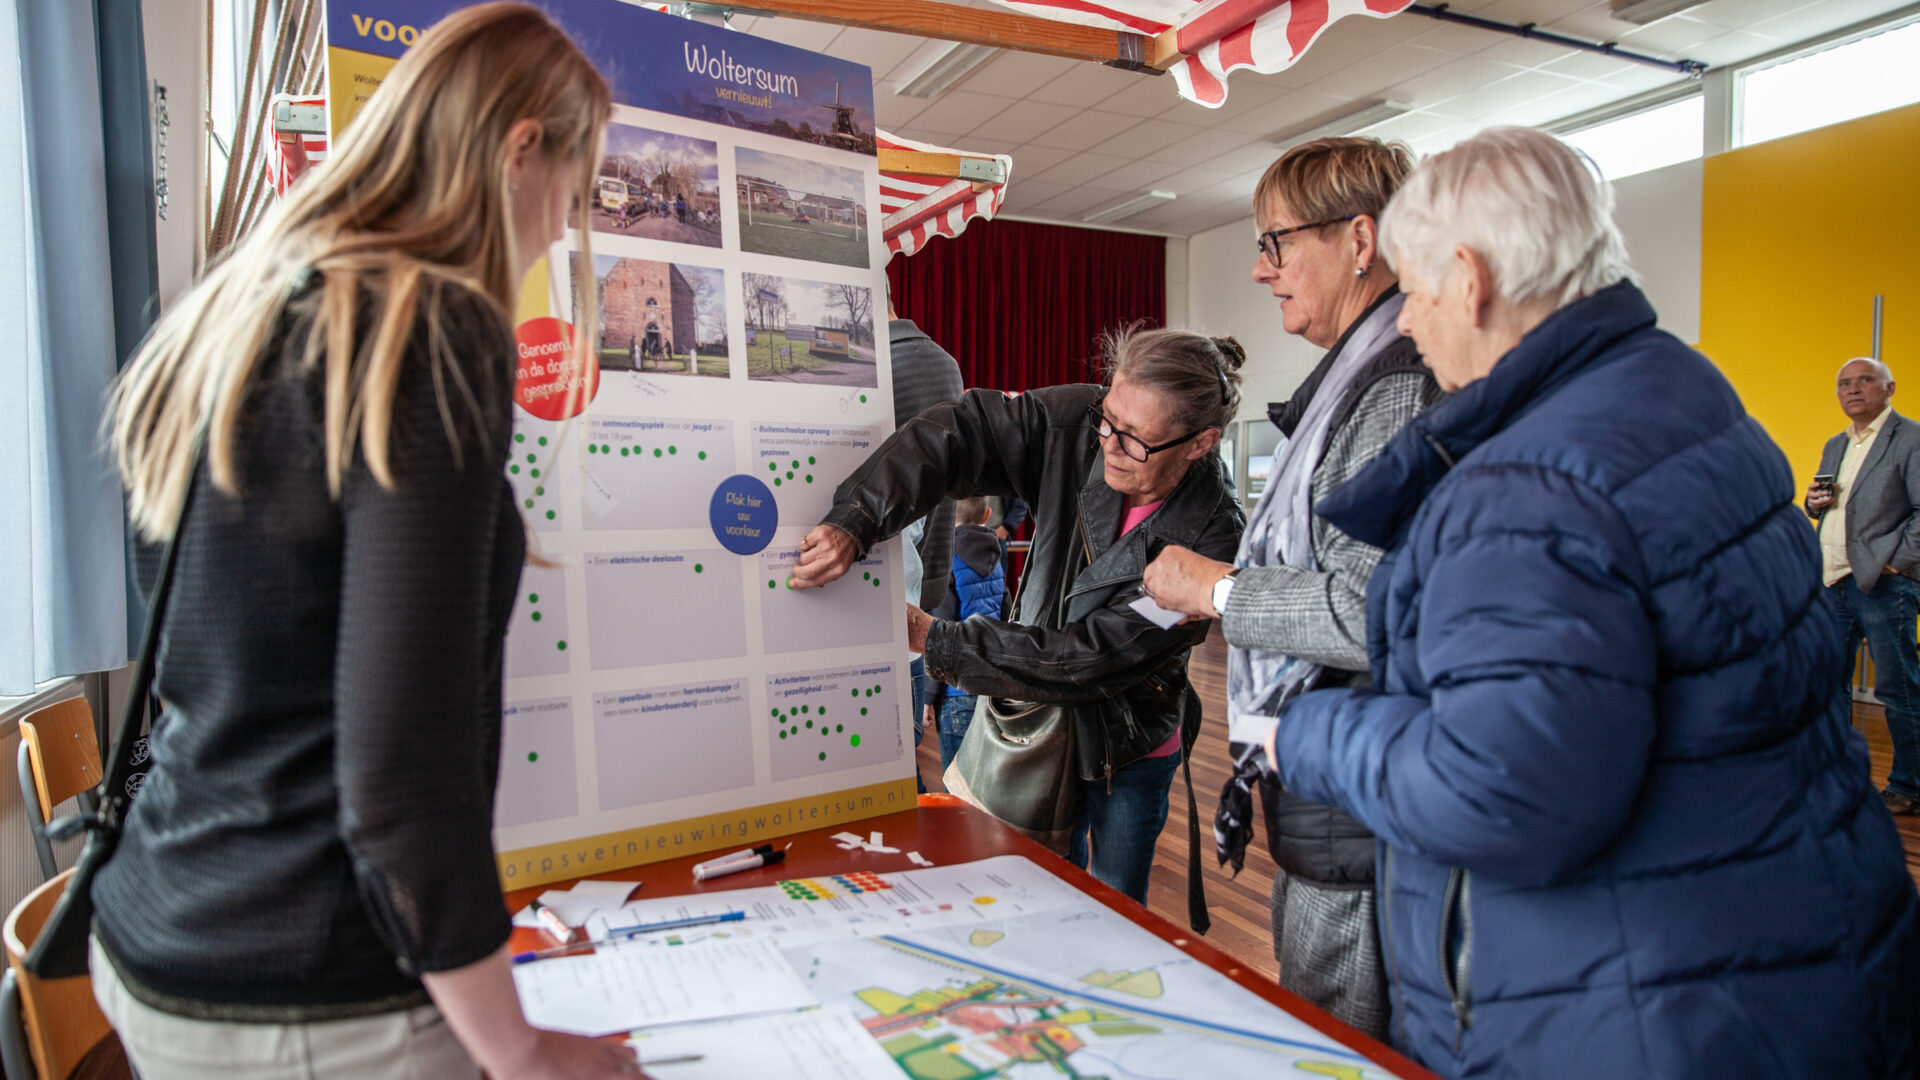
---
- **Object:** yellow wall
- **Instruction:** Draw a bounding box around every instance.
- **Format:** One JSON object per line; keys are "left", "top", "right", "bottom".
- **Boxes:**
{"left": 1701, "top": 101, "right": 1920, "bottom": 494}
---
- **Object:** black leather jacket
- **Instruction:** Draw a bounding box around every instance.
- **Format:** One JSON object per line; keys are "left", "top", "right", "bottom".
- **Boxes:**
{"left": 821, "top": 383, "right": 1245, "bottom": 783}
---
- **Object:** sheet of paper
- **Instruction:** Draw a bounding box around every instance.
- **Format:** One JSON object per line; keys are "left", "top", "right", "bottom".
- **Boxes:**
{"left": 581, "top": 855, "right": 1086, "bottom": 948}
{"left": 1129, "top": 594, "right": 1188, "bottom": 630}
{"left": 624, "top": 1006, "right": 901, "bottom": 1080}
{"left": 513, "top": 936, "right": 815, "bottom": 1036}
{"left": 569, "top": 879, "right": 643, "bottom": 903}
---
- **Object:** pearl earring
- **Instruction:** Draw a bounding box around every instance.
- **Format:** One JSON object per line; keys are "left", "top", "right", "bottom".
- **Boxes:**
{"left": 1355, "top": 264, "right": 1369, "bottom": 279}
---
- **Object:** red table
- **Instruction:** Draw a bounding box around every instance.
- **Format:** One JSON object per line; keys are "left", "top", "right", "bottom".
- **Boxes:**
{"left": 504, "top": 794, "right": 1439, "bottom": 1079}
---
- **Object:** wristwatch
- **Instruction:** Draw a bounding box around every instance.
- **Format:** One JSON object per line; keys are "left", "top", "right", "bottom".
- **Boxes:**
{"left": 1211, "top": 570, "right": 1239, "bottom": 617}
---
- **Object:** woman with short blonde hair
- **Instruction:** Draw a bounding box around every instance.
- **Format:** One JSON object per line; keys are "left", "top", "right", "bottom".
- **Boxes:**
{"left": 92, "top": 6, "right": 638, "bottom": 1078}
{"left": 1144, "top": 135, "right": 1437, "bottom": 1039}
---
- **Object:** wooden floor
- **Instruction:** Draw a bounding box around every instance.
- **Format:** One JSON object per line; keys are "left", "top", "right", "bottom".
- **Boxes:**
{"left": 918, "top": 631, "right": 1920, "bottom": 988}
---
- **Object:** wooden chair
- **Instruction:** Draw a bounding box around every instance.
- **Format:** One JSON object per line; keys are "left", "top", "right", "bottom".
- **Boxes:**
{"left": 1, "top": 870, "right": 125, "bottom": 1079}
{"left": 16, "top": 700, "right": 102, "bottom": 881}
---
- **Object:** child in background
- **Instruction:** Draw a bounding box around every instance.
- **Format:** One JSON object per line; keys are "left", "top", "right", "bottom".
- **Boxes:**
{"left": 925, "top": 496, "right": 1006, "bottom": 771}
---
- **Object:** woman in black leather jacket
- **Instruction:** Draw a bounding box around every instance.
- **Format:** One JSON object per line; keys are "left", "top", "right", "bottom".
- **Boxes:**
{"left": 792, "top": 329, "right": 1246, "bottom": 902}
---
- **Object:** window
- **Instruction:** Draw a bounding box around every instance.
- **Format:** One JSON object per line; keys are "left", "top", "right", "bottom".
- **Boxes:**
{"left": 1560, "top": 95, "right": 1704, "bottom": 182}
{"left": 1738, "top": 17, "right": 1920, "bottom": 147}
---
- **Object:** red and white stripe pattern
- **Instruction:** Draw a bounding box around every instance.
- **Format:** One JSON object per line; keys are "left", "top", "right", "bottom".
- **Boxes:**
{"left": 878, "top": 131, "right": 1014, "bottom": 261}
{"left": 263, "top": 94, "right": 330, "bottom": 196}
{"left": 991, "top": 0, "right": 1415, "bottom": 108}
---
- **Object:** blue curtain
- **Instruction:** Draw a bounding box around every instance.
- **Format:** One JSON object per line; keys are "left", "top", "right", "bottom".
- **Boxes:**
{"left": 0, "top": 0, "right": 129, "bottom": 695}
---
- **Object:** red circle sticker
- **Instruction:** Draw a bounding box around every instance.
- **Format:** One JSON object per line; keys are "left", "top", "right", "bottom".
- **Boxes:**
{"left": 514, "top": 317, "right": 600, "bottom": 420}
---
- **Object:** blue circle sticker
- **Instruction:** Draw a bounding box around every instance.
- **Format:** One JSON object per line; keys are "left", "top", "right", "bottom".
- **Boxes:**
{"left": 710, "top": 475, "right": 778, "bottom": 555}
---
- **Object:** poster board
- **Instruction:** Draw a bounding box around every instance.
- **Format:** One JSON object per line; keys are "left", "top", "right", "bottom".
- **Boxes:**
{"left": 326, "top": 1, "right": 911, "bottom": 889}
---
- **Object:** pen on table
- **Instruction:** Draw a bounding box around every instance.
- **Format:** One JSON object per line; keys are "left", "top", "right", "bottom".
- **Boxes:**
{"left": 693, "top": 848, "right": 785, "bottom": 882}
{"left": 528, "top": 899, "right": 580, "bottom": 945}
{"left": 635, "top": 1055, "right": 703, "bottom": 1067}
{"left": 511, "top": 912, "right": 748, "bottom": 964}
{"left": 690, "top": 844, "right": 774, "bottom": 875}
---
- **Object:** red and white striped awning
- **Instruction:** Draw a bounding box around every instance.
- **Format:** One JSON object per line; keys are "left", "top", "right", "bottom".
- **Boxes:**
{"left": 264, "top": 94, "right": 329, "bottom": 196}
{"left": 878, "top": 131, "right": 1014, "bottom": 261}
{"left": 990, "top": 0, "right": 1415, "bottom": 107}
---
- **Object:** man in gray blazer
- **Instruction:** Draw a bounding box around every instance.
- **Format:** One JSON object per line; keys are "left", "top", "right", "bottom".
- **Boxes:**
{"left": 1807, "top": 356, "right": 1920, "bottom": 814}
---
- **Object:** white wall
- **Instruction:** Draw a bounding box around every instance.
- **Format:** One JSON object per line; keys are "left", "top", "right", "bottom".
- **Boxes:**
{"left": 1610, "top": 158, "right": 1702, "bottom": 344}
{"left": 142, "top": 0, "right": 206, "bottom": 307}
{"left": 1165, "top": 236, "right": 1189, "bottom": 329}
{"left": 1185, "top": 217, "right": 1322, "bottom": 425}
{"left": 1182, "top": 159, "right": 1706, "bottom": 419}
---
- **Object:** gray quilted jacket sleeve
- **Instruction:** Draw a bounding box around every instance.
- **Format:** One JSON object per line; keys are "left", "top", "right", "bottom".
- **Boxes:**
{"left": 1221, "top": 370, "right": 1430, "bottom": 671}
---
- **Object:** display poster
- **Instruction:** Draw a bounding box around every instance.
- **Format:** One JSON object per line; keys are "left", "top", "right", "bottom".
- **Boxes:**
{"left": 327, "top": 1, "right": 910, "bottom": 888}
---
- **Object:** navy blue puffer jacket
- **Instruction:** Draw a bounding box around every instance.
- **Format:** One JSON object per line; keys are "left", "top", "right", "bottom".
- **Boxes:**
{"left": 1277, "top": 281, "right": 1918, "bottom": 1079}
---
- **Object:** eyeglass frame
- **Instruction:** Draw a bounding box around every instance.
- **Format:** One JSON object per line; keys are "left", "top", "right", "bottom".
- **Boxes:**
{"left": 1256, "top": 214, "right": 1356, "bottom": 268}
{"left": 1088, "top": 401, "right": 1212, "bottom": 463}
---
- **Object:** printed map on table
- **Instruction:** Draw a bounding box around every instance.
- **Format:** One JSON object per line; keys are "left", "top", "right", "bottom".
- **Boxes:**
{"left": 578, "top": 857, "right": 1401, "bottom": 1079}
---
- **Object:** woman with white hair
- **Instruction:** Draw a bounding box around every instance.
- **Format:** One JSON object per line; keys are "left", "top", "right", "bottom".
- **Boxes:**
{"left": 1269, "top": 126, "right": 1918, "bottom": 1078}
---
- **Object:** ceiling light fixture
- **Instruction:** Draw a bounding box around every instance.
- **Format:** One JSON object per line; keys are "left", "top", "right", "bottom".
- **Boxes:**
{"left": 1083, "top": 190, "right": 1176, "bottom": 226}
{"left": 897, "top": 42, "right": 998, "bottom": 99}
{"left": 1607, "top": 0, "right": 1709, "bottom": 26}
{"left": 1269, "top": 100, "right": 1412, "bottom": 149}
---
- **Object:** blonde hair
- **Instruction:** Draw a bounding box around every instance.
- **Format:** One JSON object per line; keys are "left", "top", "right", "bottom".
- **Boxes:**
{"left": 110, "top": 2, "right": 610, "bottom": 540}
{"left": 1254, "top": 136, "right": 1416, "bottom": 229}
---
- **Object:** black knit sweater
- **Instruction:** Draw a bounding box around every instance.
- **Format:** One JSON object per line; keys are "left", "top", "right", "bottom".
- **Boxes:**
{"left": 93, "top": 277, "right": 525, "bottom": 1020}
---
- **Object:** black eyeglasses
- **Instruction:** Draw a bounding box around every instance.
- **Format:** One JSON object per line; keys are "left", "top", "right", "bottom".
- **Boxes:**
{"left": 1256, "top": 215, "right": 1355, "bottom": 268}
{"left": 1090, "top": 403, "right": 1208, "bottom": 463}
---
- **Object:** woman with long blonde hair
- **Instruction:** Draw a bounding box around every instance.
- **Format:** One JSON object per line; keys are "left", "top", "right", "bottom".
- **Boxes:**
{"left": 90, "top": 6, "right": 639, "bottom": 1077}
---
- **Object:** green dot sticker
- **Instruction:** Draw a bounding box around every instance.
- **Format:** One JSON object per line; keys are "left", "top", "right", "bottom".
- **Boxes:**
{"left": 872, "top": 578, "right": 881, "bottom": 587}
{"left": 851, "top": 689, "right": 859, "bottom": 698}
{"left": 860, "top": 707, "right": 868, "bottom": 716}
{"left": 768, "top": 579, "right": 777, "bottom": 589}
{"left": 770, "top": 709, "right": 779, "bottom": 718}
{"left": 524, "top": 499, "right": 534, "bottom": 509}
{"left": 557, "top": 641, "right": 567, "bottom": 651}
{"left": 620, "top": 447, "right": 630, "bottom": 457}
{"left": 589, "top": 444, "right": 599, "bottom": 454}
{"left": 873, "top": 684, "right": 882, "bottom": 694}
{"left": 669, "top": 446, "right": 678, "bottom": 455}
{"left": 850, "top": 734, "right": 861, "bottom": 747}
{"left": 510, "top": 465, "right": 520, "bottom": 474}
{"left": 535, "top": 486, "right": 545, "bottom": 496}
{"left": 698, "top": 451, "right": 707, "bottom": 460}
{"left": 531, "top": 612, "right": 541, "bottom": 622}
{"left": 544, "top": 510, "right": 555, "bottom": 520}
{"left": 538, "top": 436, "right": 548, "bottom": 447}
{"left": 836, "top": 724, "right": 844, "bottom": 733}
{"left": 808, "top": 456, "right": 816, "bottom": 465}
{"left": 801, "top": 705, "right": 810, "bottom": 714}
{"left": 769, "top": 462, "right": 778, "bottom": 472}
{"left": 528, "top": 751, "right": 538, "bottom": 762}
{"left": 806, "top": 475, "right": 813, "bottom": 483}
{"left": 806, "top": 720, "right": 813, "bottom": 728}
{"left": 864, "top": 689, "right": 873, "bottom": 697}
{"left": 860, "top": 395, "right": 868, "bottom": 403}
{"left": 526, "top": 453, "right": 537, "bottom": 463}
{"left": 694, "top": 563, "right": 703, "bottom": 573}
{"left": 774, "top": 478, "right": 782, "bottom": 486}
{"left": 529, "top": 594, "right": 539, "bottom": 604}
{"left": 780, "top": 731, "right": 787, "bottom": 740}
{"left": 862, "top": 572, "right": 871, "bottom": 582}
{"left": 531, "top": 468, "right": 542, "bottom": 478}
{"left": 654, "top": 448, "right": 663, "bottom": 458}
{"left": 515, "top": 434, "right": 525, "bottom": 444}
{"left": 786, "top": 471, "right": 795, "bottom": 480}
{"left": 818, "top": 752, "right": 826, "bottom": 761}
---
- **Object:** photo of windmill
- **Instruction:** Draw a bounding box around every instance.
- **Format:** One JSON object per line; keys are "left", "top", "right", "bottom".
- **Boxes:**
{"left": 735, "top": 147, "right": 870, "bottom": 269}
{"left": 817, "top": 81, "right": 866, "bottom": 153}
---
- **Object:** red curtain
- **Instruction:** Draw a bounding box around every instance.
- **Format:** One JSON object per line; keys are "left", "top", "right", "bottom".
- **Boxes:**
{"left": 884, "top": 218, "right": 1166, "bottom": 393}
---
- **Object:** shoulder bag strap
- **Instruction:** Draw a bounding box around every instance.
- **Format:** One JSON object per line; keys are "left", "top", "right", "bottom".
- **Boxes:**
{"left": 97, "top": 443, "right": 204, "bottom": 823}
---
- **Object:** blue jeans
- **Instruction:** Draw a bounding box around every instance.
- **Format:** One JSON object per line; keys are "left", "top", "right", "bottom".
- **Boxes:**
{"left": 909, "top": 657, "right": 927, "bottom": 794}
{"left": 1067, "top": 748, "right": 1181, "bottom": 905}
{"left": 936, "top": 695, "right": 976, "bottom": 773}
{"left": 1834, "top": 575, "right": 1920, "bottom": 798}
